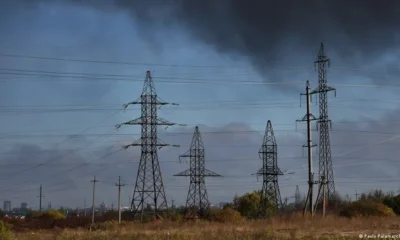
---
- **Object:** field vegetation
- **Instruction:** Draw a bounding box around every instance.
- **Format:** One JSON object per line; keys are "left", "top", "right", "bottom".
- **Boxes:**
{"left": 1, "top": 189, "right": 400, "bottom": 239}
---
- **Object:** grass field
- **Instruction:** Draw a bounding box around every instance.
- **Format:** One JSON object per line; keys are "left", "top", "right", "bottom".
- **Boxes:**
{"left": 11, "top": 215, "right": 400, "bottom": 240}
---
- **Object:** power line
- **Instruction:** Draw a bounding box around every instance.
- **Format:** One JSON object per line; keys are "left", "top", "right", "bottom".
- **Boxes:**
{"left": 0, "top": 53, "right": 235, "bottom": 68}
{"left": 0, "top": 111, "right": 120, "bottom": 180}
{"left": 0, "top": 68, "right": 301, "bottom": 85}
{"left": 3, "top": 127, "right": 400, "bottom": 139}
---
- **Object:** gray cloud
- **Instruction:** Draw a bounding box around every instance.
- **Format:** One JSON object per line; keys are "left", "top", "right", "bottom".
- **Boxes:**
{"left": 1, "top": 0, "right": 400, "bottom": 207}
{"left": 3, "top": 113, "right": 400, "bottom": 208}
{"left": 3, "top": 0, "right": 400, "bottom": 92}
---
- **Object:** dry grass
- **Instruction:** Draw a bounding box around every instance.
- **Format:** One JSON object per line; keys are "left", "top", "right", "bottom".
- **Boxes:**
{"left": 13, "top": 214, "right": 400, "bottom": 240}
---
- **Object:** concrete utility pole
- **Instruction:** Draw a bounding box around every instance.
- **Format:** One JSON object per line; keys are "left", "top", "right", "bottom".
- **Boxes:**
{"left": 171, "top": 198, "right": 175, "bottom": 211}
{"left": 355, "top": 190, "right": 359, "bottom": 201}
{"left": 38, "top": 184, "right": 44, "bottom": 213}
{"left": 91, "top": 175, "right": 98, "bottom": 224}
{"left": 322, "top": 176, "right": 327, "bottom": 217}
{"left": 297, "top": 80, "right": 318, "bottom": 217}
{"left": 84, "top": 198, "right": 87, "bottom": 216}
{"left": 314, "top": 175, "right": 327, "bottom": 217}
{"left": 115, "top": 176, "right": 125, "bottom": 223}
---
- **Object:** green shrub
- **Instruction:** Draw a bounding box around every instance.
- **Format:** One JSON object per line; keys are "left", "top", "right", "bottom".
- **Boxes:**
{"left": 26, "top": 210, "right": 66, "bottom": 221}
{"left": 25, "top": 210, "right": 42, "bottom": 219}
{"left": 340, "top": 200, "right": 396, "bottom": 218}
{"left": 0, "top": 221, "right": 14, "bottom": 239}
{"left": 214, "top": 207, "right": 244, "bottom": 223}
{"left": 41, "top": 210, "right": 66, "bottom": 220}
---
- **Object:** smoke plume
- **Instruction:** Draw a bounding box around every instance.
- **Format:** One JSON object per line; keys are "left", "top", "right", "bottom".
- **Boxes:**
{"left": 7, "top": 0, "right": 400, "bottom": 83}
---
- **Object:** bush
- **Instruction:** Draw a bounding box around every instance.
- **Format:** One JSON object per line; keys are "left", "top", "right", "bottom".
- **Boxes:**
{"left": 26, "top": 210, "right": 66, "bottom": 221}
{"left": 0, "top": 221, "right": 14, "bottom": 239}
{"left": 383, "top": 195, "right": 400, "bottom": 215}
{"left": 41, "top": 210, "right": 66, "bottom": 220}
{"left": 214, "top": 207, "right": 244, "bottom": 223}
{"left": 340, "top": 200, "right": 396, "bottom": 218}
{"left": 25, "top": 210, "right": 42, "bottom": 219}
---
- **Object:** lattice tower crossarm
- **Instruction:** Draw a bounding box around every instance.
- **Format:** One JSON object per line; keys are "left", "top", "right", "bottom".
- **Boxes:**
{"left": 309, "top": 43, "right": 336, "bottom": 201}
{"left": 174, "top": 126, "right": 221, "bottom": 220}
{"left": 257, "top": 120, "right": 283, "bottom": 215}
{"left": 115, "top": 70, "right": 180, "bottom": 221}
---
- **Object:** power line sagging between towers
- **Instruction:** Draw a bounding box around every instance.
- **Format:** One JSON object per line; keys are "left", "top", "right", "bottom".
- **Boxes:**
{"left": 174, "top": 126, "right": 222, "bottom": 220}
{"left": 116, "top": 70, "right": 181, "bottom": 221}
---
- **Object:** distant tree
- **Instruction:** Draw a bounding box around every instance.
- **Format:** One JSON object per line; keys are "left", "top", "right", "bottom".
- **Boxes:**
{"left": 57, "top": 207, "right": 67, "bottom": 216}
{"left": 340, "top": 200, "right": 395, "bottom": 218}
{"left": 359, "top": 189, "right": 388, "bottom": 203}
{"left": 25, "top": 210, "right": 42, "bottom": 219}
{"left": 235, "top": 191, "right": 261, "bottom": 219}
{"left": 383, "top": 195, "right": 400, "bottom": 215}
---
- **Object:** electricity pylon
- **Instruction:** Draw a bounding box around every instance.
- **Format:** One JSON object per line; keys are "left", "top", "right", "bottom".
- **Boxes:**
{"left": 174, "top": 126, "right": 221, "bottom": 220}
{"left": 294, "top": 185, "right": 301, "bottom": 208}
{"left": 257, "top": 120, "right": 283, "bottom": 215}
{"left": 116, "top": 70, "right": 180, "bottom": 221}
{"left": 310, "top": 43, "right": 336, "bottom": 202}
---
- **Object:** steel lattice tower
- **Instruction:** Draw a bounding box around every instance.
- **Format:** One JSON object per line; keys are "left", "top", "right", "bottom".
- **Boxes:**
{"left": 174, "top": 126, "right": 221, "bottom": 220}
{"left": 295, "top": 185, "right": 301, "bottom": 207}
{"left": 310, "top": 43, "right": 336, "bottom": 201}
{"left": 257, "top": 120, "right": 283, "bottom": 214}
{"left": 116, "top": 70, "right": 179, "bottom": 220}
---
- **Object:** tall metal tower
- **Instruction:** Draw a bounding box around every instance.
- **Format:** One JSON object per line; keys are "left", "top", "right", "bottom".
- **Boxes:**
{"left": 257, "top": 120, "right": 283, "bottom": 214}
{"left": 295, "top": 185, "right": 301, "bottom": 208}
{"left": 310, "top": 43, "right": 336, "bottom": 200}
{"left": 174, "top": 126, "right": 221, "bottom": 219}
{"left": 116, "top": 70, "right": 179, "bottom": 220}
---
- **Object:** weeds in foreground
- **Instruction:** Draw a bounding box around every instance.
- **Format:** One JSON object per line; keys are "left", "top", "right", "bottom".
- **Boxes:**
{"left": 11, "top": 215, "right": 400, "bottom": 240}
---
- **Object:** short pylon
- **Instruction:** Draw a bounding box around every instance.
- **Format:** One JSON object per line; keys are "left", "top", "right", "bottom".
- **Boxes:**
{"left": 174, "top": 126, "right": 221, "bottom": 220}
{"left": 257, "top": 120, "right": 283, "bottom": 215}
{"left": 295, "top": 185, "right": 301, "bottom": 208}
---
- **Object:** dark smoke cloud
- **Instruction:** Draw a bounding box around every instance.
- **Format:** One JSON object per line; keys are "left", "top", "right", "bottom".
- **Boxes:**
{"left": 6, "top": 0, "right": 400, "bottom": 87}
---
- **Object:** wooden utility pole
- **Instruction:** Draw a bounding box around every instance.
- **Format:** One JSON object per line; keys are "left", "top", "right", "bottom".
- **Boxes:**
{"left": 115, "top": 176, "right": 125, "bottom": 223}
{"left": 91, "top": 175, "right": 98, "bottom": 224}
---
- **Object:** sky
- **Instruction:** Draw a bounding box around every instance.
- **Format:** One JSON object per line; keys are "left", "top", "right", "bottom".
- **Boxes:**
{"left": 0, "top": 0, "right": 400, "bottom": 210}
